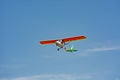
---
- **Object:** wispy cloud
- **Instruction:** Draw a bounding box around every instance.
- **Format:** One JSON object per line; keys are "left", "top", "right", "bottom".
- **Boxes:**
{"left": 80, "top": 46, "right": 120, "bottom": 56}
{"left": 87, "top": 46, "right": 120, "bottom": 52}
{"left": 115, "top": 78, "right": 120, "bottom": 80}
{"left": 0, "top": 74, "right": 93, "bottom": 80}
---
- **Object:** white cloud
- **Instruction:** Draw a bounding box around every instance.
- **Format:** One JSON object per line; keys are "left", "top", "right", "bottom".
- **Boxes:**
{"left": 0, "top": 74, "right": 93, "bottom": 80}
{"left": 87, "top": 46, "right": 120, "bottom": 52}
{"left": 79, "top": 46, "right": 120, "bottom": 56}
{"left": 115, "top": 78, "right": 120, "bottom": 80}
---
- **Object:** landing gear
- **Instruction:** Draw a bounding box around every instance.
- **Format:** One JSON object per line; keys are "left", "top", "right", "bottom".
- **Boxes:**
{"left": 56, "top": 40, "right": 67, "bottom": 51}
{"left": 57, "top": 47, "right": 66, "bottom": 51}
{"left": 57, "top": 48, "right": 60, "bottom": 51}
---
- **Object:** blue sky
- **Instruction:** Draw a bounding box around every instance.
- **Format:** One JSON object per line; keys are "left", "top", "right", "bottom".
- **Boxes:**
{"left": 0, "top": 0, "right": 120, "bottom": 80}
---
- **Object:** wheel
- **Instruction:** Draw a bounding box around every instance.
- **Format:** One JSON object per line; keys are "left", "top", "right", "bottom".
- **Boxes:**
{"left": 57, "top": 48, "right": 60, "bottom": 51}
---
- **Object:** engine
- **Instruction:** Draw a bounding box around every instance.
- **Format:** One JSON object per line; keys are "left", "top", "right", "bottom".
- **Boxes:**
{"left": 56, "top": 41, "right": 64, "bottom": 48}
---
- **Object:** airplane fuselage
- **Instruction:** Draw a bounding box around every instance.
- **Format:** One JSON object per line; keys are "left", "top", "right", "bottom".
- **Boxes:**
{"left": 56, "top": 41, "right": 64, "bottom": 48}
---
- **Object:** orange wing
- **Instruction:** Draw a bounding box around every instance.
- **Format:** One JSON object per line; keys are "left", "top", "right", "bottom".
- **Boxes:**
{"left": 40, "top": 39, "right": 58, "bottom": 45}
{"left": 40, "top": 36, "right": 87, "bottom": 45}
{"left": 62, "top": 36, "right": 87, "bottom": 42}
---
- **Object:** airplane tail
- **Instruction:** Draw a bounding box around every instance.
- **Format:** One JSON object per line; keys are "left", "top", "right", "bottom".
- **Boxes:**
{"left": 65, "top": 46, "right": 78, "bottom": 53}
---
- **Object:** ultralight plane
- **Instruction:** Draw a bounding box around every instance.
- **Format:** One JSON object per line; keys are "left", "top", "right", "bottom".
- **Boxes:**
{"left": 40, "top": 35, "right": 87, "bottom": 52}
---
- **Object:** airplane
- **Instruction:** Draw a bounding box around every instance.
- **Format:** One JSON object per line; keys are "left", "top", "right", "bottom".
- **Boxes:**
{"left": 40, "top": 35, "right": 87, "bottom": 52}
